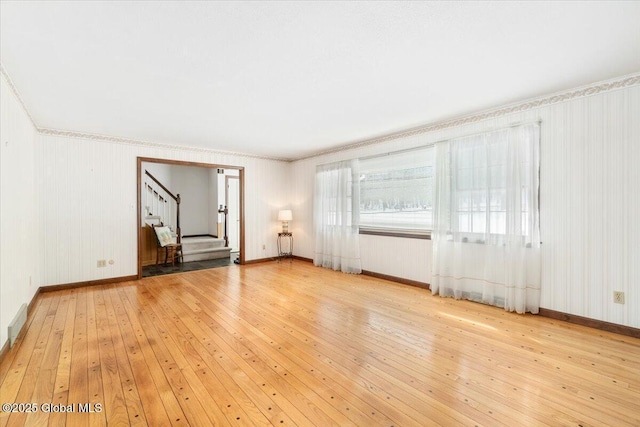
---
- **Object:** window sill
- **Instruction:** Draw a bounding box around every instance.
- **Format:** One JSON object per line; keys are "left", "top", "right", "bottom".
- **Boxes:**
{"left": 359, "top": 228, "right": 431, "bottom": 240}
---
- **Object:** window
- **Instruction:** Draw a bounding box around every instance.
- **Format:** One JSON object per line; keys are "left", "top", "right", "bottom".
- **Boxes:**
{"left": 358, "top": 147, "right": 434, "bottom": 235}
{"left": 444, "top": 124, "right": 539, "bottom": 243}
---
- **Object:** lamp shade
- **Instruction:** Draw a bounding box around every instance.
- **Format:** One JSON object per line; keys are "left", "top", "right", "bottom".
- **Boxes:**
{"left": 278, "top": 210, "right": 292, "bottom": 221}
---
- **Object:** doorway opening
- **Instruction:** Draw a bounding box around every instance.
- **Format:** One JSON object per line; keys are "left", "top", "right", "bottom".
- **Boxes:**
{"left": 136, "top": 157, "right": 244, "bottom": 279}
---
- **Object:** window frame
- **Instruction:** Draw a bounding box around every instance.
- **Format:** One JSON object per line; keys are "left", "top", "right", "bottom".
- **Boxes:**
{"left": 357, "top": 145, "right": 434, "bottom": 239}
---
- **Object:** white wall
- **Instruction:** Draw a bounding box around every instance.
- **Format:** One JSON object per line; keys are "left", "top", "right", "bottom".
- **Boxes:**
{"left": 144, "top": 162, "right": 172, "bottom": 189}
{"left": 169, "top": 164, "right": 211, "bottom": 236}
{"left": 0, "top": 73, "right": 40, "bottom": 347}
{"left": 291, "top": 81, "right": 640, "bottom": 329}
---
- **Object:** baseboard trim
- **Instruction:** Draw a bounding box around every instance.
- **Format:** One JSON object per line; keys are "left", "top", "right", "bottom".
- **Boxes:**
{"left": 39, "top": 275, "right": 138, "bottom": 293}
{"left": 244, "top": 257, "right": 277, "bottom": 265}
{"left": 297, "top": 256, "right": 431, "bottom": 290}
{"left": 245, "top": 256, "right": 314, "bottom": 265}
{"left": 538, "top": 308, "right": 640, "bottom": 339}
{"left": 27, "top": 288, "right": 41, "bottom": 315}
{"left": 362, "top": 270, "right": 431, "bottom": 290}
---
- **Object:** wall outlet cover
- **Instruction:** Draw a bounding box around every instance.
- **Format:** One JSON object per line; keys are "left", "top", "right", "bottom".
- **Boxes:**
{"left": 613, "top": 291, "right": 625, "bottom": 304}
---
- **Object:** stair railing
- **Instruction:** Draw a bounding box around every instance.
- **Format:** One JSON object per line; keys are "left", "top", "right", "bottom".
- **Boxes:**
{"left": 143, "top": 184, "right": 170, "bottom": 225}
{"left": 144, "top": 170, "right": 181, "bottom": 244}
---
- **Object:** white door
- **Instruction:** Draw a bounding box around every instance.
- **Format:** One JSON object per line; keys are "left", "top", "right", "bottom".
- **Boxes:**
{"left": 226, "top": 177, "right": 240, "bottom": 252}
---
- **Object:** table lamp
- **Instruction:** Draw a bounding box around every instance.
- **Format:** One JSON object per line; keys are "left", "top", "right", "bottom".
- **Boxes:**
{"left": 278, "top": 210, "right": 292, "bottom": 233}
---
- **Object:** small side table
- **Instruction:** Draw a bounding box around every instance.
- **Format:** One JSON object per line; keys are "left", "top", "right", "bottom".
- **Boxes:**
{"left": 277, "top": 232, "right": 293, "bottom": 262}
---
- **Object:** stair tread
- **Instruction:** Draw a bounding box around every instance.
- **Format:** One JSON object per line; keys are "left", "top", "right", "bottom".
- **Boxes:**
{"left": 181, "top": 237, "right": 224, "bottom": 243}
{"left": 183, "top": 247, "right": 232, "bottom": 255}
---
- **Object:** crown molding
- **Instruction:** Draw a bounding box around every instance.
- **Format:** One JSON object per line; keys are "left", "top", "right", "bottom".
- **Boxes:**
{"left": 0, "top": 64, "right": 40, "bottom": 130}
{"left": 37, "top": 128, "right": 292, "bottom": 162}
{"left": 295, "top": 71, "right": 640, "bottom": 161}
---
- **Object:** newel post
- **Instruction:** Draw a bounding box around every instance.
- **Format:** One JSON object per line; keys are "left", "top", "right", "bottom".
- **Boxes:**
{"left": 176, "top": 193, "right": 181, "bottom": 244}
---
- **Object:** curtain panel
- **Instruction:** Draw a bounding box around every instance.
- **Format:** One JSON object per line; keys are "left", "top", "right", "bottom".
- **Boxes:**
{"left": 432, "top": 123, "right": 541, "bottom": 313}
{"left": 313, "top": 160, "right": 362, "bottom": 274}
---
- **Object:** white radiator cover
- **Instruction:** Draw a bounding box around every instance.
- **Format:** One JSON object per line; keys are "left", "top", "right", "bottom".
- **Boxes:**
{"left": 8, "top": 303, "right": 28, "bottom": 347}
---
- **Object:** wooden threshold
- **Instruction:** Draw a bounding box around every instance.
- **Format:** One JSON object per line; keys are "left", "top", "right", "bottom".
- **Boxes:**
{"left": 2, "top": 261, "right": 639, "bottom": 426}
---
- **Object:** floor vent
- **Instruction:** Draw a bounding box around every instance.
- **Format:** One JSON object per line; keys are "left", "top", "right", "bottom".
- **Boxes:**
{"left": 8, "top": 303, "right": 27, "bottom": 347}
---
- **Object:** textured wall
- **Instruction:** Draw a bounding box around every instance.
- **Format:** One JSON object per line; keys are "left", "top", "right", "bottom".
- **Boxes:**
{"left": 0, "top": 73, "right": 39, "bottom": 347}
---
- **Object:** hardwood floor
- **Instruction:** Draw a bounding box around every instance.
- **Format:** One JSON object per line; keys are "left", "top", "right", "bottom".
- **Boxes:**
{"left": 1, "top": 261, "right": 639, "bottom": 426}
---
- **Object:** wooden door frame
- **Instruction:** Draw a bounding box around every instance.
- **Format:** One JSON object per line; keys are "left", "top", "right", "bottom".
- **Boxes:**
{"left": 225, "top": 175, "right": 240, "bottom": 252}
{"left": 136, "top": 157, "right": 245, "bottom": 279}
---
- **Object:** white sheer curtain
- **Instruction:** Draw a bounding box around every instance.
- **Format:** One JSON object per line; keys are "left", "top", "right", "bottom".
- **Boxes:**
{"left": 314, "top": 160, "right": 362, "bottom": 274}
{"left": 431, "top": 123, "right": 541, "bottom": 313}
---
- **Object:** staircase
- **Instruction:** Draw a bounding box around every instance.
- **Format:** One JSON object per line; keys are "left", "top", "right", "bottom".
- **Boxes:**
{"left": 142, "top": 170, "right": 232, "bottom": 263}
{"left": 181, "top": 236, "right": 232, "bottom": 262}
{"left": 142, "top": 170, "right": 180, "bottom": 236}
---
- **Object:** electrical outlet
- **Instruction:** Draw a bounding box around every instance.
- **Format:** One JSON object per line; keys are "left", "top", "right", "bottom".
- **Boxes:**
{"left": 97, "top": 260, "right": 107, "bottom": 268}
{"left": 262, "top": 244, "right": 266, "bottom": 250}
{"left": 613, "top": 291, "right": 625, "bottom": 304}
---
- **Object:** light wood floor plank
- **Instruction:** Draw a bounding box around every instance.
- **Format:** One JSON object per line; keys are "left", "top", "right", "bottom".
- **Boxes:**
{"left": 111, "top": 284, "right": 215, "bottom": 427}
{"left": 85, "top": 288, "right": 106, "bottom": 427}
{"left": 46, "top": 289, "right": 78, "bottom": 427}
{"left": 118, "top": 284, "right": 238, "bottom": 426}
{"left": 226, "top": 272, "right": 516, "bottom": 425}
{"left": 93, "top": 287, "right": 129, "bottom": 426}
{"left": 146, "top": 278, "right": 295, "bottom": 426}
{"left": 101, "top": 284, "right": 164, "bottom": 426}
{"left": 185, "top": 271, "right": 463, "bottom": 426}
{"left": 196, "top": 267, "right": 514, "bottom": 425}
{"left": 2, "top": 261, "right": 640, "bottom": 426}
{"left": 172, "top": 286, "right": 359, "bottom": 426}
{"left": 132, "top": 282, "right": 306, "bottom": 426}
{"left": 181, "top": 276, "right": 402, "bottom": 427}
{"left": 65, "top": 289, "right": 89, "bottom": 427}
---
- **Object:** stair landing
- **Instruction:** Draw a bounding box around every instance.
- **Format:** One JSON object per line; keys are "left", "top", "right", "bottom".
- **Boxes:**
{"left": 181, "top": 236, "right": 232, "bottom": 262}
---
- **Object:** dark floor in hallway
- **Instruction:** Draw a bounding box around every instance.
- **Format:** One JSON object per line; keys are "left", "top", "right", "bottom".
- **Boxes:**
{"left": 142, "top": 253, "right": 238, "bottom": 277}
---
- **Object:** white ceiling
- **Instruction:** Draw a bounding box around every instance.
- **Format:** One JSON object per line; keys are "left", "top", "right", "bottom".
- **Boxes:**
{"left": 2, "top": 1, "right": 639, "bottom": 160}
